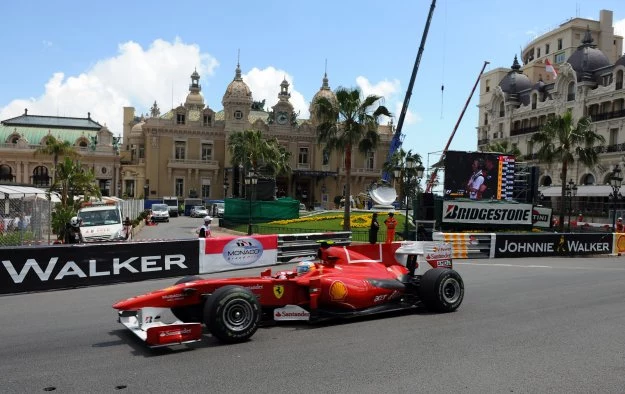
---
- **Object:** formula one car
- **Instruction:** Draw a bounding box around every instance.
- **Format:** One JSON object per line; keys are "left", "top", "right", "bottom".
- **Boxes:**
{"left": 112, "top": 241, "right": 464, "bottom": 347}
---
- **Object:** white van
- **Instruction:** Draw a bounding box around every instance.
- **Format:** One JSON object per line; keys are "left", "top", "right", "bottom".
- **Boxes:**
{"left": 77, "top": 203, "right": 127, "bottom": 242}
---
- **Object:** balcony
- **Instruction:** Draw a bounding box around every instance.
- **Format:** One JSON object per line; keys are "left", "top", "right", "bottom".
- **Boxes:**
{"left": 349, "top": 167, "right": 381, "bottom": 177}
{"left": 167, "top": 158, "right": 219, "bottom": 170}
{"left": 510, "top": 125, "right": 540, "bottom": 136}
{"left": 478, "top": 138, "right": 489, "bottom": 146}
{"left": 589, "top": 109, "right": 625, "bottom": 122}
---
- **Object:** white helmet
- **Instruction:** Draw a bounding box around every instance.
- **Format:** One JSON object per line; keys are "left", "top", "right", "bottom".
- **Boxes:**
{"left": 204, "top": 216, "right": 213, "bottom": 223}
{"left": 70, "top": 216, "right": 80, "bottom": 227}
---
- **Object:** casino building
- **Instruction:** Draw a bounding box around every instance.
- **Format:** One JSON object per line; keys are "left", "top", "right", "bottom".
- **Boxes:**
{"left": 477, "top": 9, "right": 625, "bottom": 216}
{"left": 120, "top": 64, "right": 394, "bottom": 209}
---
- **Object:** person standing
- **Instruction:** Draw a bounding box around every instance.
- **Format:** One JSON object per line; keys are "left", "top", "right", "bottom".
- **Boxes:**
{"left": 123, "top": 217, "right": 133, "bottom": 240}
{"left": 368, "top": 213, "right": 379, "bottom": 244}
{"left": 198, "top": 216, "right": 212, "bottom": 238}
{"left": 466, "top": 158, "right": 485, "bottom": 200}
{"left": 64, "top": 216, "right": 84, "bottom": 244}
{"left": 617, "top": 217, "right": 624, "bottom": 233}
{"left": 384, "top": 212, "right": 397, "bottom": 243}
{"left": 479, "top": 156, "right": 498, "bottom": 200}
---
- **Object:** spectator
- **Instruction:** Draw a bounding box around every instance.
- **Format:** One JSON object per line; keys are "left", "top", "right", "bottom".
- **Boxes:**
{"left": 123, "top": 217, "right": 133, "bottom": 240}
{"left": 617, "top": 217, "right": 624, "bottom": 233}
{"left": 198, "top": 216, "right": 212, "bottom": 238}
{"left": 368, "top": 213, "right": 379, "bottom": 244}
{"left": 64, "top": 216, "right": 84, "bottom": 244}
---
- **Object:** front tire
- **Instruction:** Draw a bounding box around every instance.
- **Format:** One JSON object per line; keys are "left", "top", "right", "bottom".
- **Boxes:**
{"left": 419, "top": 268, "right": 464, "bottom": 312}
{"left": 204, "top": 285, "right": 260, "bottom": 343}
{"left": 170, "top": 275, "right": 204, "bottom": 322}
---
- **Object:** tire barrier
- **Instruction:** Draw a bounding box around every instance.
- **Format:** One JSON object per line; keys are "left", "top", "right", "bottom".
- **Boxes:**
{"left": 276, "top": 231, "right": 352, "bottom": 263}
{"left": 432, "top": 232, "right": 495, "bottom": 259}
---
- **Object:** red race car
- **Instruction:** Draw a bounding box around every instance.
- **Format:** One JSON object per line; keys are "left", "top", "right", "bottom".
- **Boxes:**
{"left": 112, "top": 241, "right": 464, "bottom": 347}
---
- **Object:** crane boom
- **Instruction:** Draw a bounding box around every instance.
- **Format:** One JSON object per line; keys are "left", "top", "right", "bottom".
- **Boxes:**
{"left": 383, "top": 0, "right": 436, "bottom": 181}
{"left": 424, "top": 60, "right": 490, "bottom": 193}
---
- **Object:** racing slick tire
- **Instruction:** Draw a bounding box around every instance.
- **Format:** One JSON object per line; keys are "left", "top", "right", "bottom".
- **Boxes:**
{"left": 170, "top": 276, "right": 204, "bottom": 323}
{"left": 419, "top": 268, "right": 464, "bottom": 313}
{"left": 204, "top": 285, "right": 261, "bottom": 343}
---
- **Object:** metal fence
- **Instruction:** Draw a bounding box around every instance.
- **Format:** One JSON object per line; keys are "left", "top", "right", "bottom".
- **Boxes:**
{"left": 0, "top": 197, "right": 145, "bottom": 247}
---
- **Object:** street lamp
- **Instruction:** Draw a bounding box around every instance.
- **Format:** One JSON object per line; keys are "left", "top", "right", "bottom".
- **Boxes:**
{"left": 565, "top": 178, "right": 577, "bottom": 232}
{"left": 245, "top": 171, "right": 258, "bottom": 235}
{"left": 394, "top": 158, "right": 425, "bottom": 240}
{"left": 609, "top": 164, "right": 622, "bottom": 231}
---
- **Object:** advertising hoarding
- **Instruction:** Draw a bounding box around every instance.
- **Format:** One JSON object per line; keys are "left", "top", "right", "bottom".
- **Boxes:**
{"left": 444, "top": 151, "right": 515, "bottom": 200}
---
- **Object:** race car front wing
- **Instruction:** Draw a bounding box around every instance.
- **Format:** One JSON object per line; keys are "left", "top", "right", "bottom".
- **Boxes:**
{"left": 117, "top": 307, "right": 203, "bottom": 348}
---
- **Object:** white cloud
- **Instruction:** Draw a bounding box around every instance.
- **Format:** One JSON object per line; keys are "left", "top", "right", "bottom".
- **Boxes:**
{"left": 0, "top": 38, "right": 219, "bottom": 136}
{"left": 355, "top": 76, "right": 420, "bottom": 126}
{"left": 615, "top": 18, "right": 625, "bottom": 39}
{"left": 242, "top": 67, "right": 308, "bottom": 118}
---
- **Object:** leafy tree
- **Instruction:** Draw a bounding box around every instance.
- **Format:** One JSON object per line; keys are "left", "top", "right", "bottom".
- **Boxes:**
{"left": 530, "top": 111, "right": 604, "bottom": 231}
{"left": 382, "top": 148, "right": 423, "bottom": 208}
{"left": 34, "top": 135, "right": 79, "bottom": 183}
{"left": 315, "top": 87, "right": 392, "bottom": 230}
{"left": 482, "top": 140, "right": 522, "bottom": 157}
{"left": 48, "top": 157, "right": 101, "bottom": 239}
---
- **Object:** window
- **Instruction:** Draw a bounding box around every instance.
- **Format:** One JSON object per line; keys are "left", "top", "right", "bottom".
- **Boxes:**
{"left": 298, "top": 147, "right": 309, "bottom": 165}
{"left": 322, "top": 147, "right": 330, "bottom": 165}
{"left": 0, "top": 164, "right": 14, "bottom": 182}
{"left": 545, "top": 43, "right": 550, "bottom": 54}
{"left": 499, "top": 102, "right": 505, "bottom": 117}
{"left": 485, "top": 79, "right": 490, "bottom": 93}
{"left": 175, "top": 178, "right": 184, "bottom": 197}
{"left": 176, "top": 113, "right": 185, "bottom": 125}
{"left": 10, "top": 135, "right": 19, "bottom": 144}
{"left": 32, "top": 166, "right": 50, "bottom": 187}
{"left": 532, "top": 94, "right": 537, "bottom": 109}
{"left": 175, "top": 141, "right": 186, "bottom": 160}
{"left": 203, "top": 114, "right": 211, "bottom": 126}
{"left": 484, "top": 113, "right": 488, "bottom": 125}
{"left": 616, "top": 70, "right": 623, "bottom": 90}
{"left": 201, "top": 143, "right": 213, "bottom": 161}
{"left": 124, "top": 180, "right": 135, "bottom": 197}
{"left": 555, "top": 52, "right": 565, "bottom": 63}
{"left": 557, "top": 38, "right": 562, "bottom": 50}
{"left": 537, "top": 48, "right": 541, "bottom": 58}
{"left": 201, "top": 178, "right": 210, "bottom": 198}
{"left": 366, "top": 151, "right": 375, "bottom": 170}
{"left": 610, "top": 128, "right": 618, "bottom": 146}
{"left": 567, "top": 82, "right": 575, "bottom": 101}
{"left": 527, "top": 141, "right": 533, "bottom": 156}
{"left": 138, "top": 144, "right": 145, "bottom": 159}
{"left": 234, "top": 110, "right": 243, "bottom": 120}
{"left": 602, "top": 74, "right": 612, "bottom": 87}
{"left": 79, "top": 140, "right": 88, "bottom": 147}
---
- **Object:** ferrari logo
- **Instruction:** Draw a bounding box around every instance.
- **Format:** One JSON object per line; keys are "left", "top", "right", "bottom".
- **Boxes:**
{"left": 273, "top": 285, "right": 285, "bottom": 299}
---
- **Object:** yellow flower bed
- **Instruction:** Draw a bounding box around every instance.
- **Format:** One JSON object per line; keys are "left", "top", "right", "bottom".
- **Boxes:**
{"left": 269, "top": 213, "right": 373, "bottom": 228}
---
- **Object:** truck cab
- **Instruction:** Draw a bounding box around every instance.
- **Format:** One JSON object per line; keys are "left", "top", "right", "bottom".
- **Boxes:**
{"left": 77, "top": 202, "right": 126, "bottom": 242}
{"left": 162, "top": 196, "right": 179, "bottom": 217}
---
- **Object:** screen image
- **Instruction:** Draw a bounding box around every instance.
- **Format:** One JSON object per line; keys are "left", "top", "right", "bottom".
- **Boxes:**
{"left": 443, "top": 151, "right": 515, "bottom": 201}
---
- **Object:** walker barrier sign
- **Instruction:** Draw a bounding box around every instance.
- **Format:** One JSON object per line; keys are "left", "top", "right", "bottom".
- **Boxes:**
{"left": 0, "top": 240, "right": 199, "bottom": 294}
{"left": 494, "top": 233, "right": 613, "bottom": 258}
{"left": 442, "top": 201, "right": 533, "bottom": 225}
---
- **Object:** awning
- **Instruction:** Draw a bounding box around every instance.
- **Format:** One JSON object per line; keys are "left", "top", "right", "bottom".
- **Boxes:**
{"left": 0, "top": 185, "right": 51, "bottom": 199}
{"left": 293, "top": 170, "right": 338, "bottom": 177}
{"left": 539, "top": 185, "right": 623, "bottom": 197}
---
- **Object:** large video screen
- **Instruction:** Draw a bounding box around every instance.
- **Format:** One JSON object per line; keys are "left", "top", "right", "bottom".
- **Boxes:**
{"left": 443, "top": 151, "right": 515, "bottom": 200}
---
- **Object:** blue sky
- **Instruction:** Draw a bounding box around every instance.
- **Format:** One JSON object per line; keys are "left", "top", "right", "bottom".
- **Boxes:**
{"left": 1, "top": 0, "right": 624, "bottom": 170}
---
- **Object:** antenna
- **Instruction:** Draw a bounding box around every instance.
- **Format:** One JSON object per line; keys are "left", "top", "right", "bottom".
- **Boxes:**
{"left": 325, "top": 59, "right": 327, "bottom": 75}
{"left": 237, "top": 48, "right": 240, "bottom": 66}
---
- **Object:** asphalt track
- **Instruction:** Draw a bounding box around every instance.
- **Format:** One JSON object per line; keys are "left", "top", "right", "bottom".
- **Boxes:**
{"left": 2, "top": 254, "right": 625, "bottom": 393}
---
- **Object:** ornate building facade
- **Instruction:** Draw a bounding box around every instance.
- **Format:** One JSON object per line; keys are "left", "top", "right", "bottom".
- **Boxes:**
{"left": 0, "top": 110, "right": 120, "bottom": 195}
{"left": 477, "top": 9, "right": 625, "bottom": 200}
{"left": 121, "top": 65, "right": 393, "bottom": 209}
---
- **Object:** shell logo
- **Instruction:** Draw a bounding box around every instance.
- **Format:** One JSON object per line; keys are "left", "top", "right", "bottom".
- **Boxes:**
{"left": 329, "top": 280, "right": 348, "bottom": 301}
{"left": 617, "top": 234, "right": 625, "bottom": 253}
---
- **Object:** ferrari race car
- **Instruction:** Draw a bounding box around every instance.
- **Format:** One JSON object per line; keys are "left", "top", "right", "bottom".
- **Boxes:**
{"left": 112, "top": 241, "right": 464, "bottom": 347}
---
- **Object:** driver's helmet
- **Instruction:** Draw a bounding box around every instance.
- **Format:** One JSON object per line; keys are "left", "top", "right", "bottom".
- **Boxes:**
{"left": 70, "top": 216, "right": 80, "bottom": 228}
{"left": 296, "top": 261, "right": 316, "bottom": 276}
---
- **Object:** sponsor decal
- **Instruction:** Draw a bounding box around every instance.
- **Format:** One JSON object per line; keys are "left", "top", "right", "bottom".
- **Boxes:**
{"left": 532, "top": 207, "right": 552, "bottom": 228}
{"left": 273, "top": 305, "right": 311, "bottom": 321}
{"left": 425, "top": 244, "right": 453, "bottom": 260}
{"left": 160, "top": 328, "right": 193, "bottom": 337}
{"left": 495, "top": 234, "right": 612, "bottom": 257}
{"left": 436, "top": 260, "right": 452, "bottom": 267}
{"left": 273, "top": 285, "right": 284, "bottom": 299}
{"left": 221, "top": 238, "right": 264, "bottom": 266}
{"left": 373, "top": 294, "right": 387, "bottom": 303}
{"left": 161, "top": 293, "right": 185, "bottom": 301}
{"left": 246, "top": 284, "right": 264, "bottom": 290}
{"left": 329, "top": 280, "right": 348, "bottom": 301}
{"left": 443, "top": 201, "right": 532, "bottom": 225}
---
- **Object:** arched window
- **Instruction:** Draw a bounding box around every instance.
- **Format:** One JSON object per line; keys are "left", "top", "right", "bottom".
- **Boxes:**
{"left": 6, "top": 133, "right": 20, "bottom": 144}
{"left": 531, "top": 93, "right": 537, "bottom": 109}
{"left": 581, "top": 174, "right": 595, "bottom": 185}
{"left": 616, "top": 70, "right": 623, "bottom": 90}
{"left": 78, "top": 138, "right": 88, "bottom": 147}
{"left": 567, "top": 82, "right": 575, "bottom": 101}
{"left": 499, "top": 102, "right": 505, "bottom": 117}
{"left": 32, "top": 166, "right": 50, "bottom": 187}
{"left": 541, "top": 176, "right": 552, "bottom": 186}
{"left": 0, "top": 164, "right": 14, "bottom": 182}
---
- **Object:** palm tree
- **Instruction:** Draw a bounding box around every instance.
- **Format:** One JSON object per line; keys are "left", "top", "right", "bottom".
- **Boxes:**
{"left": 530, "top": 111, "right": 605, "bottom": 231}
{"left": 227, "top": 130, "right": 291, "bottom": 196}
{"left": 34, "top": 135, "right": 79, "bottom": 184}
{"left": 315, "top": 87, "right": 392, "bottom": 230}
{"left": 482, "top": 140, "right": 522, "bottom": 157}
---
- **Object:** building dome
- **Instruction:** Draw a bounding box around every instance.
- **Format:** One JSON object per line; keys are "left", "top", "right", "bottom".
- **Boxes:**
{"left": 185, "top": 69, "right": 205, "bottom": 108}
{"left": 129, "top": 121, "right": 144, "bottom": 143}
{"left": 185, "top": 91, "right": 204, "bottom": 106}
{"left": 566, "top": 28, "right": 610, "bottom": 82}
{"left": 614, "top": 53, "right": 625, "bottom": 69}
{"left": 222, "top": 63, "right": 252, "bottom": 104}
{"left": 309, "top": 73, "right": 338, "bottom": 122}
{"left": 498, "top": 56, "right": 532, "bottom": 94}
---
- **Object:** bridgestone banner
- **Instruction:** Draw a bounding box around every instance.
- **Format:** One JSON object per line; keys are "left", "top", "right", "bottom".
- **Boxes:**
{"left": 0, "top": 240, "right": 199, "bottom": 294}
{"left": 494, "top": 233, "right": 613, "bottom": 258}
{"left": 443, "top": 201, "right": 533, "bottom": 225}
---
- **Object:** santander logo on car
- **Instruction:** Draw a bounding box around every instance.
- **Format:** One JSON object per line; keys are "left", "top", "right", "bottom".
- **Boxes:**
{"left": 222, "top": 237, "right": 264, "bottom": 266}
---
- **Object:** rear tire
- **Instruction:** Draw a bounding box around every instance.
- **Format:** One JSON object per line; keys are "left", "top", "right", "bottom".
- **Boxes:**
{"left": 204, "top": 285, "right": 260, "bottom": 343}
{"left": 419, "top": 268, "right": 464, "bottom": 312}
{"left": 170, "top": 276, "right": 203, "bottom": 322}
